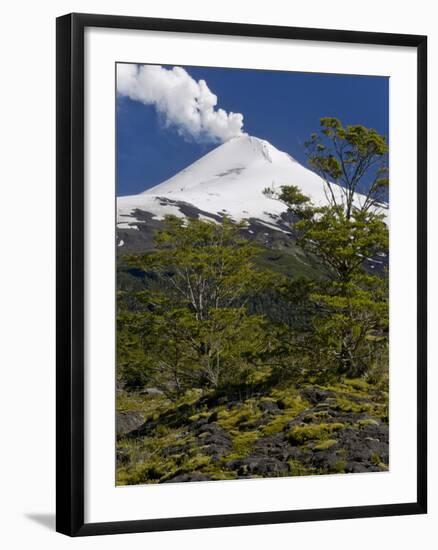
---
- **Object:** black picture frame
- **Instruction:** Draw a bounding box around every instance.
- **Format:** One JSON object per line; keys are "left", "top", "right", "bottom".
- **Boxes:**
{"left": 56, "top": 12, "right": 427, "bottom": 537}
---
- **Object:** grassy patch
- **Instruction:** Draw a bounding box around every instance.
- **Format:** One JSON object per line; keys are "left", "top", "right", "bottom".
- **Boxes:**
{"left": 287, "top": 460, "right": 316, "bottom": 477}
{"left": 313, "top": 439, "right": 338, "bottom": 451}
{"left": 262, "top": 415, "right": 291, "bottom": 436}
{"left": 333, "top": 396, "right": 371, "bottom": 414}
{"left": 226, "top": 431, "right": 260, "bottom": 460}
{"left": 330, "top": 459, "right": 347, "bottom": 474}
{"left": 270, "top": 387, "right": 306, "bottom": 410}
{"left": 342, "top": 378, "right": 371, "bottom": 392}
{"left": 117, "top": 435, "right": 212, "bottom": 485}
{"left": 370, "top": 452, "right": 382, "bottom": 466}
{"left": 216, "top": 400, "right": 262, "bottom": 431}
{"left": 287, "top": 422, "right": 345, "bottom": 445}
{"left": 262, "top": 391, "right": 309, "bottom": 435}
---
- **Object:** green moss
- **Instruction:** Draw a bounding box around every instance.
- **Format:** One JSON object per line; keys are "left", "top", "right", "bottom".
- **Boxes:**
{"left": 203, "top": 469, "right": 237, "bottom": 480}
{"left": 226, "top": 431, "right": 259, "bottom": 460}
{"left": 288, "top": 460, "right": 315, "bottom": 477}
{"left": 320, "top": 382, "right": 370, "bottom": 400}
{"left": 343, "top": 378, "right": 370, "bottom": 392}
{"left": 313, "top": 439, "right": 338, "bottom": 451}
{"left": 373, "top": 403, "right": 389, "bottom": 422}
{"left": 117, "top": 455, "right": 177, "bottom": 485}
{"left": 317, "top": 380, "right": 389, "bottom": 421}
{"left": 330, "top": 459, "right": 347, "bottom": 473}
{"left": 302, "top": 410, "right": 330, "bottom": 422}
{"left": 117, "top": 387, "right": 210, "bottom": 428}
{"left": 117, "top": 380, "right": 389, "bottom": 485}
{"left": 256, "top": 389, "right": 310, "bottom": 436}
{"left": 270, "top": 388, "right": 305, "bottom": 410}
{"left": 356, "top": 418, "right": 380, "bottom": 427}
{"left": 333, "top": 396, "right": 371, "bottom": 414}
{"left": 188, "top": 411, "right": 211, "bottom": 422}
{"left": 287, "top": 422, "right": 345, "bottom": 445}
{"left": 216, "top": 401, "right": 261, "bottom": 430}
{"left": 116, "top": 422, "right": 203, "bottom": 485}
{"left": 262, "top": 415, "right": 290, "bottom": 436}
{"left": 261, "top": 392, "right": 309, "bottom": 436}
{"left": 118, "top": 439, "right": 214, "bottom": 485}
{"left": 246, "top": 366, "right": 272, "bottom": 384}
{"left": 116, "top": 391, "right": 167, "bottom": 416}
{"left": 160, "top": 454, "right": 213, "bottom": 482}
{"left": 370, "top": 452, "right": 381, "bottom": 465}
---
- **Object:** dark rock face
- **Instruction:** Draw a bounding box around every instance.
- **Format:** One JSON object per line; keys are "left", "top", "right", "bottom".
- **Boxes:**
{"left": 161, "top": 443, "right": 193, "bottom": 458}
{"left": 227, "top": 456, "right": 289, "bottom": 477}
{"left": 336, "top": 424, "right": 389, "bottom": 464}
{"left": 306, "top": 448, "right": 342, "bottom": 471}
{"left": 189, "top": 417, "right": 210, "bottom": 431}
{"left": 117, "top": 209, "right": 163, "bottom": 253}
{"left": 116, "top": 411, "right": 144, "bottom": 437}
{"left": 251, "top": 434, "right": 293, "bottom": 461}
{"left": 116, "top": 203, "right": 293, "bottom": 256}
{"left": 259, "top": 400, "right": 280, "bottom": 413}
{"left": 195, "top": 423, "right": 232, "bottom": 460}
{"left": 301, "top": 388, "right": 335, "bottom": 405}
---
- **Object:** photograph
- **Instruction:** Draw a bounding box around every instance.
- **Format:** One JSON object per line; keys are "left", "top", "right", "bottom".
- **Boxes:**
{"left": 115, "top": 62, "right": 390, "bottom": 485}
{"left": 0, "top": 2, "right": 430, "bottom": 545}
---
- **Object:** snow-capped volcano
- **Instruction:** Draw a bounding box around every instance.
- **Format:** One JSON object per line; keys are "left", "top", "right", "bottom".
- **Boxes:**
{"left": 117, "top": 135, "right": 355, "bottom": 231}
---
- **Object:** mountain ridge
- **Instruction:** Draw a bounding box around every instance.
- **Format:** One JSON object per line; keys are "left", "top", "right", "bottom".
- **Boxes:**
{"left": 116, "top": 136, "right": 387, "bottom": 283}
{"left": 117, "top": 135, "right": 351, "bottom": 232}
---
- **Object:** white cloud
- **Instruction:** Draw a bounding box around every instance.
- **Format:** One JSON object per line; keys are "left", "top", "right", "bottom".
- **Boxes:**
{"left": 117, "top": 64, "right": 245, "bottom": 143}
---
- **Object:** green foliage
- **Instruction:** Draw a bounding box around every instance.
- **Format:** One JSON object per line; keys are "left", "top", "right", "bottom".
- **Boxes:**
{"left": 305, "top": 117, "right": 389, "bottom": 218}
{"left": 295, "top": 207, "right": 388, "bottom": 283}
{"left": 269, "top": 185, "right": 312, "bottom": 218}
{"left": 308, "top": 274, "right": 388, "bottom": 378}
{"left": 118, "top": 216, "right": 279, "bottom": 395}
{"left": 133, "top": 215, "right": 271, "bottom": 318}
{"left": 269, "top": 119, "right": 389, "bottom": 379}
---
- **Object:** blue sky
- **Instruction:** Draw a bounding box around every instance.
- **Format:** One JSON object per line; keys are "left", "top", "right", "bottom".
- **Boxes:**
{"left": 116, "top": 64, "right": 388, "bottom": 196}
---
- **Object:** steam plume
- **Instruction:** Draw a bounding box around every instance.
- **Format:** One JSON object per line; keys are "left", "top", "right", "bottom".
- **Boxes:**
{"left": 117, "top": 64, "right": 245, "bottom": 143}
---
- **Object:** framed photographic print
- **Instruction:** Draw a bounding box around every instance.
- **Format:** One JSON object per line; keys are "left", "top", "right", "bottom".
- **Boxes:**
{"left": 56, "top": 13, "right": 427, "bottom": 536}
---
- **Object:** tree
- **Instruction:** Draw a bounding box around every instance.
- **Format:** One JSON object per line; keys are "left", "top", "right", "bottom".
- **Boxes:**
{"left": 305, "top": 117, "right": 389, "bottom": 219}
{"left": 267, "top": 119, "right": 389, "bottom": 378}
{"left": 118, "top": 216, "right": 276, "bottom": 394}
{"left": 140, "top": 215, "right": 271, "bottom": 318}
{"left": 309, "top": 274, "right": 388, "bottom": 378}
{"left": 288, "top": 200, "right": 388, "bottom": 284}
